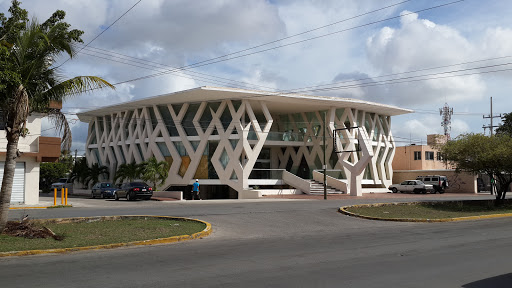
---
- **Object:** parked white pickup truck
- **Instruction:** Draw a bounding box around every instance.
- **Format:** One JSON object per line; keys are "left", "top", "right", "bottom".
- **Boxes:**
{"left": 388, "top": 180, "right": 434, "bottom": 194}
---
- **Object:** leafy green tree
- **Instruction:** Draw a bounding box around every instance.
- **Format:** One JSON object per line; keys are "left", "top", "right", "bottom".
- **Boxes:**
{"left": 85, "top": 163, "right": 109, "bottom": 187}
{"left": 140, "top": 157, "right": 170, "bottom": 190}
{"left": 496, "top": 113, "right": 512, "bottom": 136}
{"left": 114, "top": 162, "right": 143, "bottom": 184}
{"left": 0, "top": 1, "right": 114, "bottom": 231}
{"left": 39, "top": 162, "right": 70, "bottom": 192}
{"left": 440, "top": 133, "right": 512, "bottom": 200}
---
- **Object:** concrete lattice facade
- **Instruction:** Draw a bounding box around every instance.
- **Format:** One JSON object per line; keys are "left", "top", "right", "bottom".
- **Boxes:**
{"left": 78, "top": 87, "right": 410, "bottom": 197}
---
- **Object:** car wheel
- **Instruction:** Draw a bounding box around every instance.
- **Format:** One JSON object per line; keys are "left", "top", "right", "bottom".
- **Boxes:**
{"left": 439, "top": 190, "right": 445, "bottom": 194}
{"left": 114, "top": 192, "right": 119, "bottom": 201}
{"left": 91, "top": 191, "right": 96, "bottom": 199}
{"left": 101, "top": 193, "right": 106, "bottom": 199}
{"left": 126, "top": 192, "right": 132, "bottom": 201}
{"left": 422, "top": 190, "right": 427, "bottom": 194}
{"left": 391, "top": 188, "right": 398, "bottom": 193}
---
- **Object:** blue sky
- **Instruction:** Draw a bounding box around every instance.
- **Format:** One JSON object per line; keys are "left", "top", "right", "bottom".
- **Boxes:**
{"left": 2, "top": 0, "right": 512, "bottom": 152}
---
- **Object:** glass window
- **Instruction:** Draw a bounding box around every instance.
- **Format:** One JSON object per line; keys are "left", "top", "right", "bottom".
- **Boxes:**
{"left": 425, "top": 151, "right": 434, "bottom": 160}
{"left": 414, "top": 151, "right": 421, "bottom": 160}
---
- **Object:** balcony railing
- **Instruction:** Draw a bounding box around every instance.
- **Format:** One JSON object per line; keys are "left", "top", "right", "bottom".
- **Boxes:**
{"left": 247, "top": 131, "right": 305, "bottom": 142}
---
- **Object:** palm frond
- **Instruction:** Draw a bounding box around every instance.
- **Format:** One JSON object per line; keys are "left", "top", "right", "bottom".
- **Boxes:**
{"left": 47, "top": 109, "right": 71, "bottom": 152}
{"left": 43, "top": 76, "right": 115, "bottom": 101}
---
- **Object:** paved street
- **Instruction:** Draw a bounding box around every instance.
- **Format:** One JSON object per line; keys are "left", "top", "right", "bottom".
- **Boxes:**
{"left": 2, "top": 194, "right": 511, "bottom": 287}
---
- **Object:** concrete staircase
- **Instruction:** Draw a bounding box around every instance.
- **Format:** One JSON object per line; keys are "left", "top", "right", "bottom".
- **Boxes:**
{"left": 308, "top": 180, "right": 345, "bottom": 195}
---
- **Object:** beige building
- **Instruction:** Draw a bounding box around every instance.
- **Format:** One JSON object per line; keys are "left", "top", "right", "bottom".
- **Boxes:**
{"left": 392, "top": 134, "right": 478, "bottom": 193}
{"left": 392, "top": 135, "right": 450, "bottom": 171}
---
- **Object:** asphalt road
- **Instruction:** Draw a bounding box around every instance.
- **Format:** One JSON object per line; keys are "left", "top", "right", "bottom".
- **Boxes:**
{"left": 2, "top": 195, "right": 512, "bottom": 288}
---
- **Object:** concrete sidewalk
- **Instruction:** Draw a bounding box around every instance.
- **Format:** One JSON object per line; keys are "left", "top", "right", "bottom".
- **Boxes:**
{"left": 9, "top": 190, "right": 497, "bottom": 209}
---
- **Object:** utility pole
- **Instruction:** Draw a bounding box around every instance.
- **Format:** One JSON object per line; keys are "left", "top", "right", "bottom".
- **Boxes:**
{"left": 323, "top": 111, "right": 327, "bottom": 200}
{"left": 482, "top": 97, "right": 501, "bottom": 136}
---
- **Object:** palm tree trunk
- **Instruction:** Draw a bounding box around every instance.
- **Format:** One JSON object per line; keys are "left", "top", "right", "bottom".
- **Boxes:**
{"left": 0, "top": 136, "right": 20, "bottom": 232}
{"left": 0, "top": 85, "right": 29, "bottom": 232}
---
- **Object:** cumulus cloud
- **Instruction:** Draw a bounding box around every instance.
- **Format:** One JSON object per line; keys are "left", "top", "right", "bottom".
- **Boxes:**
{"left": 363, "top": 11, "right": 486, "bottom": 106}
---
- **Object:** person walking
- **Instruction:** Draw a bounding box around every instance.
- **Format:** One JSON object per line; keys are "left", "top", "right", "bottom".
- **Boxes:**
{"left": 192, "top": 179, "right": 201, "bottom": 200}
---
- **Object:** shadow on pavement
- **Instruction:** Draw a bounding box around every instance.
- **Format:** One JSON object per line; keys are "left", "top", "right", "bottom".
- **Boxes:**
{"left": 462, "top": 273, "right": 512, "bottom": 288}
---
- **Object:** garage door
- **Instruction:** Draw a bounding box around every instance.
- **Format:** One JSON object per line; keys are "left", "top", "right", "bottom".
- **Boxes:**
{"left": 0, "top": 162, "right": 25, "bottom": 203}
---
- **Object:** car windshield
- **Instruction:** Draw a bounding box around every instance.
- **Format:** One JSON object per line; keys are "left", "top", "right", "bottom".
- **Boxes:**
{"left": 130, "top": 182, "right": 148, "bottom": 187}
{"left": 101, "top": 183, "right": 112, "bottom": 188}
{"left": 416, "top": 180, "right": 425, "bottom": 184}
{"left": 58, "top": 178, "right": 68, "bottom": 183}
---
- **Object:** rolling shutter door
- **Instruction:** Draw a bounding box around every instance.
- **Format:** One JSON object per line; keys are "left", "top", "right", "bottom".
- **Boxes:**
{"left": 0, "top": 162, "right": 26, "bottom": 203}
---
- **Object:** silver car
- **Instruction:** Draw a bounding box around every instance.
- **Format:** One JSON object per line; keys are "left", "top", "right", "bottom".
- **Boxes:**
{"left": 388, "top": 180, "right": 434, "bottom": 194}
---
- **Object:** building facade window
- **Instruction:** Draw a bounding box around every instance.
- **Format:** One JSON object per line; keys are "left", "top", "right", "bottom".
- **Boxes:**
{"left": 425, "top": 151, "right": 434, "bottom": 160}
{"left": 436, "top": 152, "right": 443, "bottom": 161}
{"left": 414, "top": 151, "right": 421, "bottom": 160}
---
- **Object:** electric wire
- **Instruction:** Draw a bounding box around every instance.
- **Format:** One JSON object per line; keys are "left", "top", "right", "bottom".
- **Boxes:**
{"left": 55, "top": 0, "right": 143, "bottom": 68}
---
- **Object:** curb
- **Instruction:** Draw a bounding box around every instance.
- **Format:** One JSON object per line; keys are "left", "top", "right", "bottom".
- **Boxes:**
{"left": 0, "top": 215, "right": 212, "bottom": 257}
{"left": 338, "top": 202, "right": 512, "bottom": 223}
{"left": 9, "top": 205, "right": 73, "bottom": 210}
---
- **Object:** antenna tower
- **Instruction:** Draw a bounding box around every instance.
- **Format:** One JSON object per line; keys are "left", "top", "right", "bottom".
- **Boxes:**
{"left": 439, "top": 103, "right": 454, "bottom": 140}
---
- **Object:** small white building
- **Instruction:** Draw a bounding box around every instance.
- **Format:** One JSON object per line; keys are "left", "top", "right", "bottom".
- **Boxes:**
{"left": 0, "top": 113, "right": 61, "bottom": 204}
{"left": 77, "top": 87, "right": 411, "bottom": 198}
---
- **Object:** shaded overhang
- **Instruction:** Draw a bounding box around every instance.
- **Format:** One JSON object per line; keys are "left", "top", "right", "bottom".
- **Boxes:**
{"left": 77, "top": 86, "right": 413, "bottom": 122}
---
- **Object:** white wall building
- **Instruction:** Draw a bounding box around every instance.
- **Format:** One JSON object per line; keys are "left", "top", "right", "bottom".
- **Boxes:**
{"left": 77, "top": 87, "right": 411, "bottom": 198}
{"left": 0, "top": 113, "right": 61, "bottom": 204}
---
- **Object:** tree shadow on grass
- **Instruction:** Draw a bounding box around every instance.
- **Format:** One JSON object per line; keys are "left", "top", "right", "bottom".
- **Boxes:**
{"left": 462, "top": 273, "right": 512, "bottom": 288}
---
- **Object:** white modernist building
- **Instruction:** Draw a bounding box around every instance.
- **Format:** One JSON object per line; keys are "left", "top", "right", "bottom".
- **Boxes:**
{"left": 77, "top": 87, "right": 411, "bottom": 198}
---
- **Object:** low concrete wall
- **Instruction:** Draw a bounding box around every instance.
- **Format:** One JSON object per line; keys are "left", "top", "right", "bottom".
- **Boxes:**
{"left": 72, "top": 189, "right": 183, "bottom": 200}
{"left": 153, "top": 191, "right": 183, "bottom": 200}
{"left": 238, "top": 189, "right": 302, "bottom": 199}
{"left": 282, "top": 171, "right": 310, "bottom": 194}
{"left": 393, "top": 170, "right": 477, "bottom": 193}
{"left": 313, "top": 171, "right": 347, "bottom": 193}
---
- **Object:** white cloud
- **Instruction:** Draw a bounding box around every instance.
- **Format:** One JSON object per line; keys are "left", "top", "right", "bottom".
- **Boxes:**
{"left": 363, "top": 11, "right": 487, "bottom": 106}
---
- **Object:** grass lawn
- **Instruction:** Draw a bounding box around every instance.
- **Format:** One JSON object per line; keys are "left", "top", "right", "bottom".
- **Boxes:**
{"left": 0, "top": 217, "right": 207, "bottom": 253}
{"left": 344, "top": 200, "right": 512, "bottom": 220}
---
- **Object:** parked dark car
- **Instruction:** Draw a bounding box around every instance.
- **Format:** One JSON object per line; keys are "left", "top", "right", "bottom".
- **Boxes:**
{"left": 114, "top": 182, "right": 153, "bottom": 201}
{"left": 91, "top": 182, "right": 117, "bottom": 199}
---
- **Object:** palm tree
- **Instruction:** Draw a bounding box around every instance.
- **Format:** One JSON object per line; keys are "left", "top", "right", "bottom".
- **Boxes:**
{"left": 114, "top": 162, "right": 143, "bottom": 184}
{"left": 140, "top": 157, "right": 170, "bottom": 190}
{"left": 69, "top": 157, "right": 89, "bottom": 188}
{"left": 0, "top": 11, "right": 114, "bottom": 231}
{"left": 85, "top": 163, "right": 109, "bottom": 188}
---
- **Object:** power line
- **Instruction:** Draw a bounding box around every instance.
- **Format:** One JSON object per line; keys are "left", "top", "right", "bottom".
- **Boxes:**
{"left": 77, "top": 48, "right": 275, "bottom": 90}
{"left": 102, "top": 0, "right": 465, "bottom": 88}
{"left": 284, "top": 55, "right": 512, "bottom": 94}
{"left": 56, "top": 0, "right": 143, "bottom": 68}
{"left": 56, "top": 59, "right": 512, "bottom": 119}
{"left": 57, "top": 0, "right": 414, "bottom": 93}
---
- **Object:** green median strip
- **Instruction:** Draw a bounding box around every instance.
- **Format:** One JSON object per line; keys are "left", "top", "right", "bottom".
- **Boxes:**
{"left": 0, "top": 216, "right": 211, "bottom": 256}
{"left": 340, "top": 200, "right": 512, "bottom": 222}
